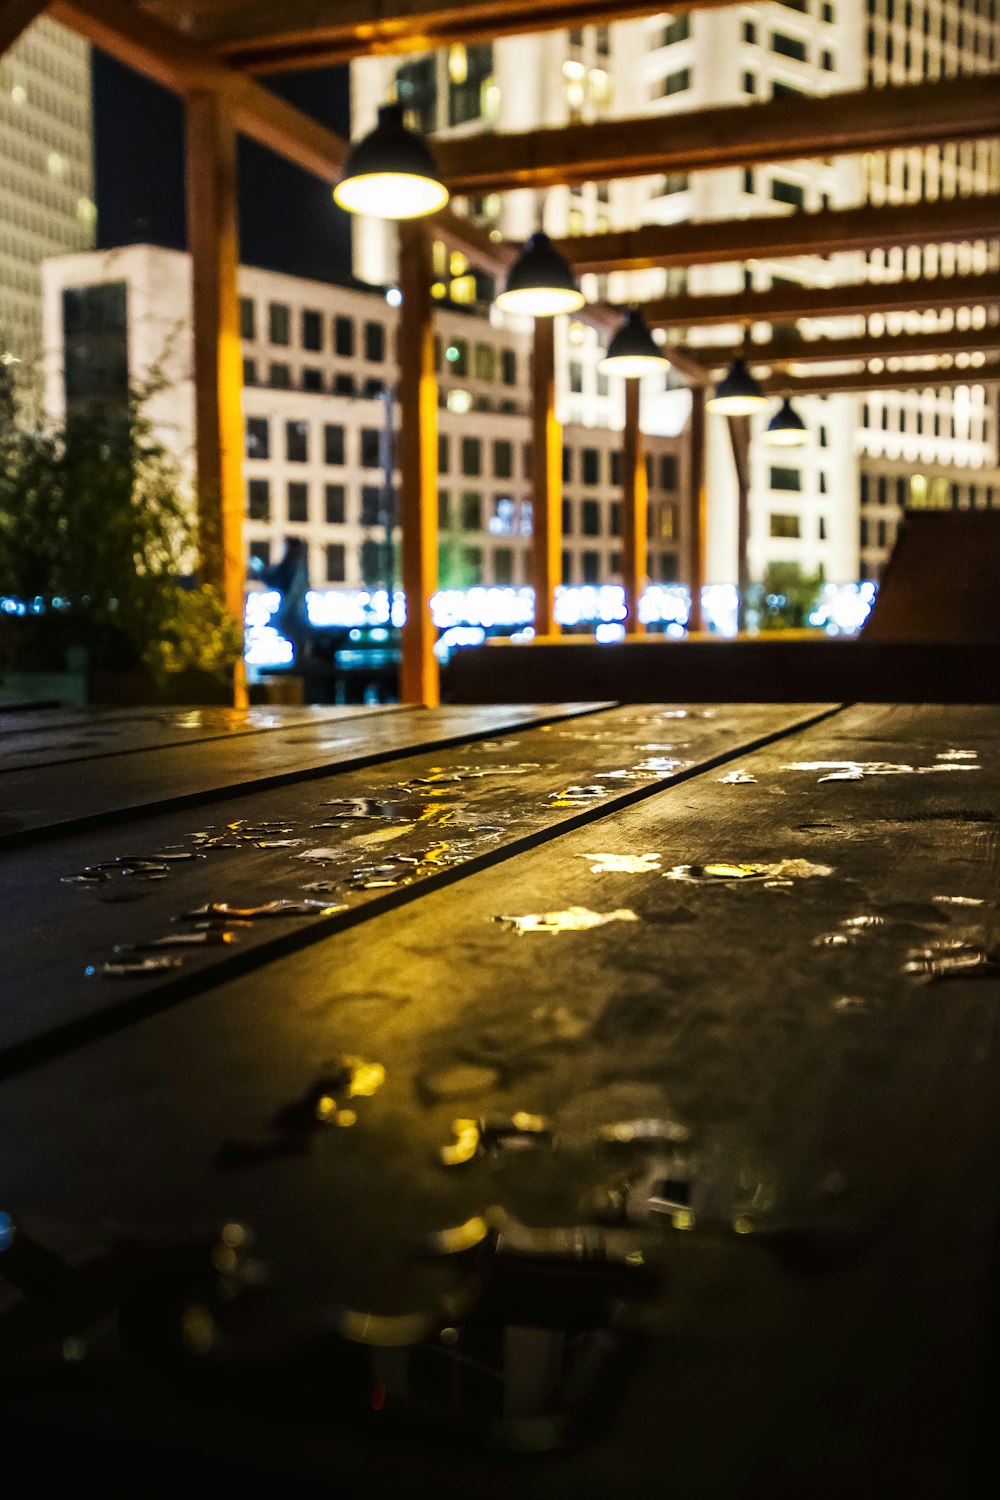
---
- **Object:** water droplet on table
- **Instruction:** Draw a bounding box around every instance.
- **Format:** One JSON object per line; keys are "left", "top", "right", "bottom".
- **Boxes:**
{"left": 493, "top": 907, "right": 639, "bottom": 935}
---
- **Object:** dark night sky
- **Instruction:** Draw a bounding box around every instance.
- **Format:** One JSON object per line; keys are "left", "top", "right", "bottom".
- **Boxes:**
{"left": 92, "top": 54, "right": 355, "bottom": 284}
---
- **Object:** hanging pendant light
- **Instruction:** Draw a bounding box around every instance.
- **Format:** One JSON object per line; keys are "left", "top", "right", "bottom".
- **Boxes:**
{"left": 706, "top": 356, "right": 768, "bottom": 415}
{"left": 333, "top": 103, "right": 449, "bottom": 220}
{"left": 495, "top": 231, "right": 585, "bottom": 317}
{"left": 598, "top": 308, "right": 670, "bottom": 377}
{"left": 766, "top": 396, "right": 809, "bottom": 446}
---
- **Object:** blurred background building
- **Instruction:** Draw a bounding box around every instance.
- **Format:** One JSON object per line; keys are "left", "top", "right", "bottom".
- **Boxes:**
{"left": 352, "top": 0, "right": 1000, "bottom": 588}
{"left": 0, "top": 15, "right": 94, "bottom": 378}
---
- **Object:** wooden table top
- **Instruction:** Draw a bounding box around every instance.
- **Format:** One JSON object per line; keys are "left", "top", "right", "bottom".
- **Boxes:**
{"left": 1, "top": 700, "right": 997, "bottom": 1498}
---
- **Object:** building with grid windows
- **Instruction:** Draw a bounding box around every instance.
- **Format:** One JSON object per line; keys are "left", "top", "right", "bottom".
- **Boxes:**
{"left": 40, "top": 244, "right": 686, "bottom": 597}
{"left": 0, "top": 17, "right": 94, "bottom": 374}
{"left": 351, "top": 0, "right": 1000, "bottom": 591}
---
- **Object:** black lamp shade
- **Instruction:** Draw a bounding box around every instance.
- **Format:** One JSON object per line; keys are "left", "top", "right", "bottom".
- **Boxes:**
{"left": 766, "top": 397, "right": 809, "bottom": 445}
{"left": 495, "top": 231, "right": 585, "bottom": 317}
{"left": 333, "top": 103, "right": 449, "bottom": 220}
{"left": 599, "top": 309, "right": 670, "bottom": 376}
{"left": 707, "top": 357, "right": 768, "bottom": 414}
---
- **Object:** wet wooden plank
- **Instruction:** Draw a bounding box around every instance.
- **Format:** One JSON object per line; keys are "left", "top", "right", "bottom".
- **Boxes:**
{"left": 0, "top": 703, "right": 402, "bottom": 771}
{"left": 1, "top": 703, "right": 997, "bottom": 1494}
{"left": 0, "top": 702, "right": 606, "bottom": 844}
{"left": 0, "top": 702, "right": 829, "bottom": 1066}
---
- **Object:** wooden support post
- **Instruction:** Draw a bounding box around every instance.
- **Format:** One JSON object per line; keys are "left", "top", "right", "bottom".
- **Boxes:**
{"left": 185, "top": 90, "right": 247, "bottom": 707}
{"left": 727, "top": 414, "right": 752, "bottom": 634}
{"left": 398, "top": 219, "right": 439, "bottom": 706}
{"left": 622, "top": 378, "right": 647, "bottom": 636}
{"left": 687, "top": 385, "right": 706, "bottom": 635}
{"left": 531, "top": 317, "right": 561, "bottom": 639}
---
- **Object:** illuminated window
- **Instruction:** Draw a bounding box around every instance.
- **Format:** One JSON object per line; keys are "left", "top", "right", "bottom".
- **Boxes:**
{"left": 395, "top": 54, "right": 436, "bottom": 132}
{"left": 449, "top": 42, "right": 494, "bottom": 126}
{"left": 474, "top": 343, "right": 496, "bottom": 381}
{"left": 769, "top": 513, "right": 801, "bottom": 538}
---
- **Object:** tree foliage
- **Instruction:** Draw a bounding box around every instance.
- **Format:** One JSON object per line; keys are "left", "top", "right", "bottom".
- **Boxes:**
{"left": 0, "top": 393, "right": 242, "bottom": 681}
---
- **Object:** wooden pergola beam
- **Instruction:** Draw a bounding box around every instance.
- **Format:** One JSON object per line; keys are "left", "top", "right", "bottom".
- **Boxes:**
{"left": 641, "top": 272, "right": 1000, "bottom": 330}
{"left": 550, "top": 194, "right": 1000, "bottom": 276}
{"left": 763, "top": 358, "right": 1000, "bottom": 398}
{"left": 683, "top": 324, "right": 1000, "bottom": 372}
{"left": 435, "top": 73, "right": 1000, "bottom": 195}
{"left": 143, "top": 0, "right": 741, "bottom": 73}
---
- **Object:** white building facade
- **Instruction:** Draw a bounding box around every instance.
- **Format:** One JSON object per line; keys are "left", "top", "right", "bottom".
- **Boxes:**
{"left": 0, "top": 17, "right": 94, "bottom": 372}
{"left": 41, "top": 244, "right": 686, "bottom": 598}
{"left": 351, "top": 0, "right": 1000, "bottom": 591}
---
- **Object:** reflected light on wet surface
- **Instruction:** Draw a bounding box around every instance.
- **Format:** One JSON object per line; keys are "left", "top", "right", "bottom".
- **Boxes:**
{"left": 493, "top": 907, "right": 640, "bottom": 935}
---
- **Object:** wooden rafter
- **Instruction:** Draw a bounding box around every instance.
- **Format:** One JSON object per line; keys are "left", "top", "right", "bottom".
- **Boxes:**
{"left": 141, "top": 0, "right": 741, "bottom": 73}
{"left": 641, "top": 272, "right": 1000, "bottom": 329}
{"left": 683, "top": 324, "right": 1000, "bottom": 371}
{"left": 550, "top": 194, "right": 1000, "bottom": 275}
{"left": 763, "top": 358, "right": 1000, "bottom": 398}
{"left": 435, "top": 73, "right": 1000, "bottom": 195}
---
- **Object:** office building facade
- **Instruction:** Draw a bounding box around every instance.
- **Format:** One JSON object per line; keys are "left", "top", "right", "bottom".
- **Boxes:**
{"left": 351, "top": 0, "right": 1000, "bottom": 590}
{"left": 0, "top": 16, "right": 94, "bottom": 373}
{"left": 41, "top": 244, "right": 686, "bottom": 598}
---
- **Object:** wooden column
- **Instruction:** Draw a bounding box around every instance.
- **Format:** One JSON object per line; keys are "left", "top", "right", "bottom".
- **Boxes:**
{"left": 531, "top": 316, "right": 561, "bottom": 638}
{"left": 687, "top": 384, "right": 706, "bottom": 634}
{"left": 727, "top": 413, "right": 752, "bottom": 633}
{"left": 397, "top": 218, "right": 439, "bottom": 706}
{"left": 185, "top": 91, "right": 246, "bottom": 706}
{"left": 622, "top": 377, "right": 648, "bottom": 635}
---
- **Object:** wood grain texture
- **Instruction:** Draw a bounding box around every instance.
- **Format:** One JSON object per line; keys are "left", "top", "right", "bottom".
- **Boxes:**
{"left": 0, "top": 703, "right": 603, "bottom": 844}
{"left": 1, "top": 705, "right": 998, "bottom": 1494}
{"left": 0, "top": 703, "right": 827, "bottom": 1066}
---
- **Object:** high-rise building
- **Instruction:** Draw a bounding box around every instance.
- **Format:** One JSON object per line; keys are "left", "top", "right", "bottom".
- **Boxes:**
{"left": 41, "top": 245, "right": 686, "bottom": 600}
{"left": 351, "top": 1, "right": 1000, "bottom": 593}
{"left": 0, "top": 17, "right": 95, "bottom": 376}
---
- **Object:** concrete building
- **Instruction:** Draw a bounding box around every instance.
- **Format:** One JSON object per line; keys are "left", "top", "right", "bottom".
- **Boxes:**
{"left": 351, "top": 0, "right": 1000, "bottom": 591}
{"left": 41, "top": 244, "right": 685, "bottom": 599}
{"left": 0, "top": 16, "right": 94, "bottom": 374}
